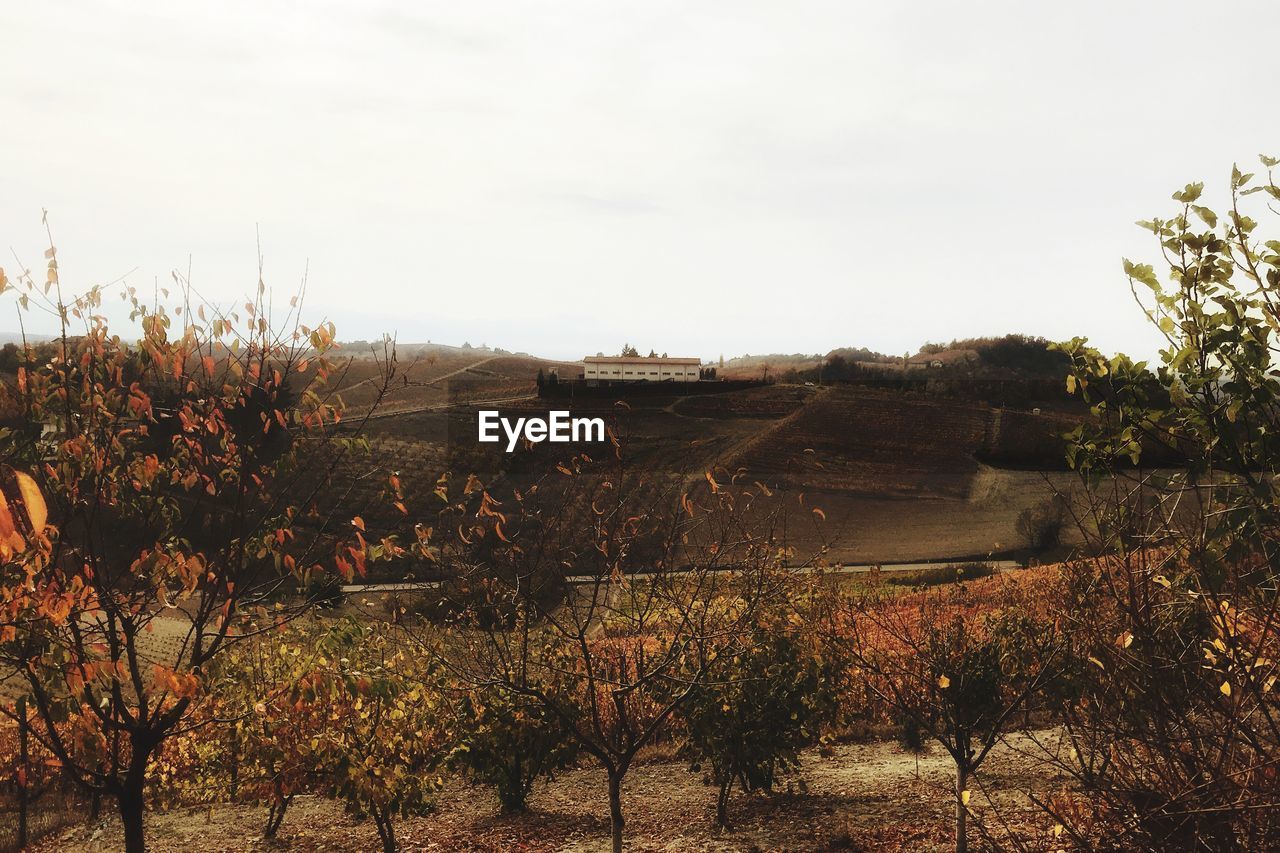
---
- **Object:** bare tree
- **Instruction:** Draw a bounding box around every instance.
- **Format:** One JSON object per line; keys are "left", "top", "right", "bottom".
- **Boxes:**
{"left": 835, "top": 579, "right": 1064, "bottom": 853}
{"left": 404, "top": 459, "right": 812, "bottom": 852}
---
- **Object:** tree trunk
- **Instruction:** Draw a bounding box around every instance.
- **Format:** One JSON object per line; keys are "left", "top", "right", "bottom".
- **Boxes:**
{"left": 716, "top": 777, "right": 732, "bottom": 828}
{"left": 608, "top": 772, "right": 625, "bottom": 853}
{"left": 17, "top": 697, "right": 28, "bottom": 850}
{"left": 500, "top": 753, "right": 527, "bottom": 812}
{"left": 228, "top": 737, "right": 239, "bottom": 801}
{"left": 119, "top": 787, "right": 146, "bottom": 853}
{"left": 264, "top": 788, "right": 291, "bottom": 838}
{"left": 119, "top": 741, "right": 152, "bottom": 853}
{"left": 375, "top": 810, "right": 396, "bottom": 853}
{"left": 954, "top": 762, "right": 968, "bottom": 853}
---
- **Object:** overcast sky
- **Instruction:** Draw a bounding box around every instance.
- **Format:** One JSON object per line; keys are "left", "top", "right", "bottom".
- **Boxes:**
{"left": 3, "top": 1, "right": 1278, "bottom": 360}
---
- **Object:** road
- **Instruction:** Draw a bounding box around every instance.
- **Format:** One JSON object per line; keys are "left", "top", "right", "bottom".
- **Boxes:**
{"left": 340, "top": 558, "right": 1020, "bottom": 594}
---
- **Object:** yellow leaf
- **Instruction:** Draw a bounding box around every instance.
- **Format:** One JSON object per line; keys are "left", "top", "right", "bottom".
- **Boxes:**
{"left": 961, "top": 789, "right": 970, "bottom": 805}
{"left": 1220, "top": 680, "right": 1232, "bottom": 697}
{"left": 1117, "top": 630, "right": 1133, "bottom": 648}
{"left": 937, "top": 674, "right": 950, "bottom": 688}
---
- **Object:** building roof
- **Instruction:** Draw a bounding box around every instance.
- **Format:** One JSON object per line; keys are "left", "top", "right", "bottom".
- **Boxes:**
{"left": 583, "top": 355, "right": 701, "bottom": 365}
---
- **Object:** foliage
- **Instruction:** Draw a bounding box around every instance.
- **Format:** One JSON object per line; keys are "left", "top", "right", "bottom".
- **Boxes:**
{"left": 1047, "top": 156, "right": 1280, "bottom": 849}
{"left": 919, "top": 334, "right": 1070, "bottom": 377}
{"left": 0, "top": 235, "right": 395, "bottom": 852}
{"left": 305, "top": 620, "right": 449, "bottom": 853}
{"left": 450, "top": 684, "right": 579, "bottom": 812}
{"left": 202, "top": 620, "right": 346, "bottom": 836}
{"left": 157, "top": 618, "right": 448, "bottom": 851}
{"left": 300, "top": 570, "right": 347, "bottom": 610}
{"left": 881, "top": 562, "right": 996, "bottom": 588}
{"left": 0, "top": 703, "right": 69, "bottom": 848}
{"left": 681, "top": 580, "right": 843, "bottom": 826}
{"left": 839, "top": 578, "right": 1064, "bottom": 853}
{"left": 406, "top": 458, "right": 810, "bottom": 853}
{"left": 1014, "top": 496, "right": 1067, "bottom": 553}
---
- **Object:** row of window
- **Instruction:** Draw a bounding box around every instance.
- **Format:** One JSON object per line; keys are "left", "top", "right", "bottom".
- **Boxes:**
{"left": 587, "top": 369, "right": 695, "bottom": 377}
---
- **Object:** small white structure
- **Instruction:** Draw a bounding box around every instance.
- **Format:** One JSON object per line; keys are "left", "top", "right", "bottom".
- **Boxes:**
{"left": 583, "top": 355, "right": 700, "bottom": 382}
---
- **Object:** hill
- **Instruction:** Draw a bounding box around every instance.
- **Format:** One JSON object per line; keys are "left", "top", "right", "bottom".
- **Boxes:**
{"left": 312, "top": 377, "right": 1087, "bottom": 572}
{"left": 327, "top": 346, "right": 579, "bottom": 416}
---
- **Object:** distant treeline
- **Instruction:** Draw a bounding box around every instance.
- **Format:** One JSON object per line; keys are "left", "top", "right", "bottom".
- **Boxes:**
{"left": 915, "top": 334, "right": 1072, "bottom": 375}
{"left": 0, "top": 340, "right": 62, "bottom": 374}
{"left": 781, "top": 335, "right": 1075, "bottom": 407}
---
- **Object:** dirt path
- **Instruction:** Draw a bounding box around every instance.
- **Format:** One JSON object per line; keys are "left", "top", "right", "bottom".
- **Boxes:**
{"left": 345, "top": 355, "right": 509, "bottom": 419}
{"left": 40, "top": 730, "right": 1066, "bottom": 852}
{"left": 364, "top": 392, "right": 536, "bottom": 421}
{"left": 416, "top": 355, "right": 501, "bottom": 387}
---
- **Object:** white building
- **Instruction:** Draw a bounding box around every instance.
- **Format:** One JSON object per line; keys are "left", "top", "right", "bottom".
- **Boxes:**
{"left": 583, "top": 355, "right": 701, "bottom": 382}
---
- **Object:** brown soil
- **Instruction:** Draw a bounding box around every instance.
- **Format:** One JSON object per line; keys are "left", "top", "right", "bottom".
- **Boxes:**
{"left": 38, "top": 731, "right": 1067, "bottom": 852}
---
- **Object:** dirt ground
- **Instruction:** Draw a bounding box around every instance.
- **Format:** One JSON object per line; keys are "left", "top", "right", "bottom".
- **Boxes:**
{"left": 38, "top": 731, "right": 1068, "bottom": 852}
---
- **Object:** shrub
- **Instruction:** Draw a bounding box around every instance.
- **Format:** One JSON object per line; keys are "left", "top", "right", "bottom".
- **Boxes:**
{"left": 1015, "top": 497, "right": 1067, "bottom": 552}
{"left": 682, "top": 597, "right": 843, "bottom": 826}
{"left": 1046, "top": 158, "right": 1280, "bottom": 848}
{"left": 883, "top": 562, "right": 995, "bottom": 588}
{"left": 310, "top": 621, "right": 449, "bottom": 853}
{"left": 840, "top": 580, "right": 1065, "bottom": 853}
{"left": 300, "top": 571, "right": 346, "bottom": 610}
{"left": 450, "top": 686, "right": 579, "bottom": 812}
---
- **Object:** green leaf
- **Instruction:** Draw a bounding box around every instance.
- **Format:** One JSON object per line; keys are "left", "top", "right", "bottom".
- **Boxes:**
{"left": 1123, "top": 259, "right": 1161, "bottom": 291}
{"left": 1173, "top": 182, "right": 1204, "bottom": 203}
{"left": 1192, "top": 206, "right": 1218, "bottom": 228}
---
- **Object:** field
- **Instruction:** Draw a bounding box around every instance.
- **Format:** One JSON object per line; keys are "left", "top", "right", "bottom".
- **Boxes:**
{"left": 318, "top": 373, "right": 1087, "bottom": 569}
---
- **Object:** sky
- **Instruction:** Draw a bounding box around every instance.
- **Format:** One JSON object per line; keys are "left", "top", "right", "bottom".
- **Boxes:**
{"left": 3, "top": 1, "right": 1279, "bottom": 361}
